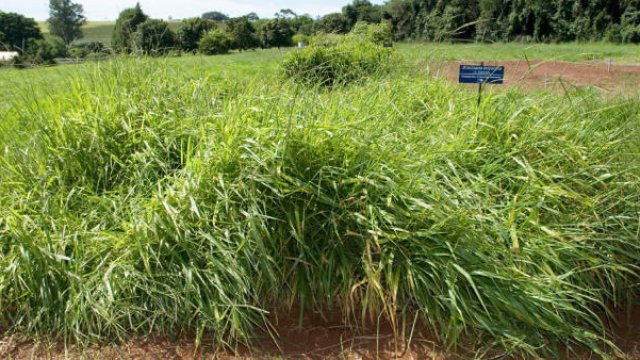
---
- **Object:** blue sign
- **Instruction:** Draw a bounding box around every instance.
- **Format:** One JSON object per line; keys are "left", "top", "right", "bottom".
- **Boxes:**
{"left": 459, "top": 65, "right": 504, "bottom": 84}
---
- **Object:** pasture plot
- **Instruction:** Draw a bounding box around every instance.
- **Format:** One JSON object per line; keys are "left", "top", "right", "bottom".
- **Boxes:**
{"left": 0, "top": 44, "right": 639, "bottom": 359}
{"left": 431, "top": 60, "right": 640, "bottom": 93}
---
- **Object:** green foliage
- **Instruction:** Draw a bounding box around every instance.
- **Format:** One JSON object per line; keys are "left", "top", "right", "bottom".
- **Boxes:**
{"left": 621, "top": 7, "right": 640, "bottom": 43}
{"left": 225, "top": 17, "right": 259, "bottom": 50}
{"left": 133, "top": 19, "right": 177, "bottom": 55}
{"left": 348, "top": 21, "right": 393, "bottom": 44}
{"left": 112, "top": 3, "right": 148, "bottom": 53}
{"left": 0, "top": 12, "right": 42, "bottom": 52}
{"left": 282, "top": 33, "right": 395, "bottom": 86}
{"left": 288, "top": 14, "right": 315, "bottom": 35}
{"left": 68, "top": 41, "right": 107, "bottom": 58}
{"left": 314, "top": 13, "right": 350, "bottom": 34}
{"left": 387, "top": 0, "right": 640, "bottom": 43}
{"left": 342, "top": 0, "right": 383, "bottom": 27}
{"left": 47, "top": 0, "right": 86, "bottom": 45}
{"left": 11, "top": 38, "right": 57, "bottom": 67}
{"left": 258, "top": 18, "right": 294, "bottom": 48}
{"left": 46, "top": 35, "right": 67, "bottom": 58}
{"left": 292, "top": 33, "right": 311, "bottom": 45}
{"left": 202, "top": 11, "right": 229, "bottom": 21}
{"left": 198, "top": 30, "right": 231, "bottom": 55}
{"left": 177, "top": 18, "right": 216, "bottom": 52}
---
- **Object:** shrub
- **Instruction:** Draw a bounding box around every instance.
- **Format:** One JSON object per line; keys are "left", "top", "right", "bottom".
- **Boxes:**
{"left": 622, "top": 25, "right": 640, "bottom": 43}
{"left": 68, "top": 41, "right": 107, "bottom": 58}
{"left": 347, "top": 21, "right": 393, "bottom": 45}
{"left": 282, "top": 34, "right": 395, "bottom": 87}
{"left": 198, "top": 30, "right": 231, "bottom": 55}
{"left": 46, "top": 35, "right": 68, "bottom": 58}
{"left": 605, "top": 24, "right": 623, "bottom": 43}
{"left": 112, "top": 4, "right": 148, "bottom": 53}
{"left": 177, "top": 18, "right": 217, "bottom": 52}
{"left": 12, "top": 38, "right": 57, "bottom": 67}
{"left": 292, "top": 33, "right": 310, "bottom": 45}
{"left": 133, "top": 19, "right": 177, "bottom": 55}
{"left": 307, "top": 32, "right": 341, "bottom": 48}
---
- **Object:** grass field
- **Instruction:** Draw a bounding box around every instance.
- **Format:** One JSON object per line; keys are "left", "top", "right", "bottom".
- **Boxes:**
{"left": 0, "top": 44, "right": 639, "bottom": 358}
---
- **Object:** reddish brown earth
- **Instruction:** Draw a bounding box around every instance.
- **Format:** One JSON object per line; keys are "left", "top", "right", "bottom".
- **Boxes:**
{"left": 1, "top": 304, "right": 638, "bottom": 359}
{"left": 430, "top": 60, "right": 640, "bottom": 93}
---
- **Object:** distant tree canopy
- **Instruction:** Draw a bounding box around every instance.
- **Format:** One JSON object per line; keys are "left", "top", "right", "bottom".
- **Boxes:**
{"left": 342, "top": 0, "right": 383, "bottom": 27}
{"left": 47, "top": 0, "right": 86, "bottom": 44}
{"left": 6, "top": 0, "right": 640, "bottom": 64}
{"left": 0, "top": 12, "right": 42, "bottom": 52}
{"left": 134, "top": 19, "right": 177, "bottom": 55}
{"left": 225, "top": 17, "right": 260, "bottom": 50}
{"left": 112, "top": 3, "right": 149, "bottom": 52}
{"left": 384, "top": 0, "right": 640, "bottom": 43}
{"left": 258, "top": 18, "right": 294, "bottom": 48}
{"left": 202, "top": 11, "right": 230, "bottom": 21}
{"left": 177, "top": 18, "right": 217, "bottom": 52}
{"left": 315, "top": 13, "right": 350, "bottom": 34}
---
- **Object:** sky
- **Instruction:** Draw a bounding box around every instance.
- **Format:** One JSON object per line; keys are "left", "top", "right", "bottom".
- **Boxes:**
{"left": 2, "top": 0, "right": 385, "bottom": 21}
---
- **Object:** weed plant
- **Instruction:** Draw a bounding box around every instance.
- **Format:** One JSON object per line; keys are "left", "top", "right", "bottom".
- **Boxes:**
{"left": 282, "top": 33, "right": 395, "bottom": 87}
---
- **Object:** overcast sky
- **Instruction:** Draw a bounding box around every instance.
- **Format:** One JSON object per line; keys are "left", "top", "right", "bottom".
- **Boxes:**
{"left": 2, "top": 0, "right": 385, "bottom": 21}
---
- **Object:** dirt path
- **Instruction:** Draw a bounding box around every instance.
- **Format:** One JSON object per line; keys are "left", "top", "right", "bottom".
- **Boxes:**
{"left": 430, "top": 60, "right": 640, "bottom": 93}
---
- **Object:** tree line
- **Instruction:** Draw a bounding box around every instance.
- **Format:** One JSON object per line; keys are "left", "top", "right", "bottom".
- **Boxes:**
{"left": 2, "top": 0, "right": 639, "bottom": 66}
{"left": 380, "top": 0, "right": 640, "bottom": 43}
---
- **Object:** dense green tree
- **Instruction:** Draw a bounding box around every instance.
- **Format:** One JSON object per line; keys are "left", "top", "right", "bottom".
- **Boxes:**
{"left": 258, "top": 18, "right": 294, "bottom": 48}
{"left": 314, "top": 13, "right": 350, "bottom": 33}
{"left": 245, "top": 12, "right": 260, "bottom": 22}
{"left": 343, "top": 0, "right": 383, "bottom": 27}
{"left": 385, "top": 0, "right": 640, "bottom": 43}
{"left": 289, "top": 14, "right": 315, "bottom": 35}
{"left": 0, "top": 12, "right": 42, "bottom": 52}
{"left": 47, "top": 0, "right": 86, "bottom": 45}
{"left": 225, "top": 17, "right": 259, "bottom": 50}
{"left": 177, "top": 18, "right": 216, "bottom": 52}
{"left": 133, "top": 19, "right": 177, "bottom": 55}
{"left": 621, "top": 4, "right": 640, "bottom": 42}
{"left": 202, "top": 11, "right": 229, "bottom": 21}
{"left": 198, "top": 30, "right": 231, "bottom": 54}
{"left": 112, "top": 3, "right": 149, "bottom": 53}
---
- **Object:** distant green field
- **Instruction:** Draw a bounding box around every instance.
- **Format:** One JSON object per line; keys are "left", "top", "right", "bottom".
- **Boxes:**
{"left": 399, "top": 42, "right": 640, "bottom": 63}
{"left": 39, "top": 21, "right": 181, "bottom": 45}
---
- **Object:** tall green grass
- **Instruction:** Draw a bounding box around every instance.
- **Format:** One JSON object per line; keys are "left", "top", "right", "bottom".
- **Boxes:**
{"left": 0, "top": 56, "right": 639, "bottom": 357}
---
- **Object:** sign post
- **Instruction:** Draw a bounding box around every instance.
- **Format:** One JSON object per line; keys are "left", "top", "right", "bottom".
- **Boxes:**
{"left": 458, "top": 63, "right": 505, "bottom": 126}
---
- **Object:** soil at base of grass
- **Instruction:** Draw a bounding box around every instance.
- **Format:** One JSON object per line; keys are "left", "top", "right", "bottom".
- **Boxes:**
{"left": 1, "top": 304, "right": 638, "bottom": 359}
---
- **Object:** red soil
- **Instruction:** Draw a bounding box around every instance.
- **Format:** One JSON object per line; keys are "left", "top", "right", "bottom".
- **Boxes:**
{"left": 430, "top": 60, "right": 640, "bottom": 93}
{"left": 2, "top": 304, "right": 638, "bottom": 359}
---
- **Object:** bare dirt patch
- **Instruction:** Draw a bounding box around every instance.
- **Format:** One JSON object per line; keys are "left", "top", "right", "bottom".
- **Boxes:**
{"left": 430, "top": 60, "right": 640, "bottom": 93}
{"left": 2, "top": 304, "right": 639, "bottom": 359}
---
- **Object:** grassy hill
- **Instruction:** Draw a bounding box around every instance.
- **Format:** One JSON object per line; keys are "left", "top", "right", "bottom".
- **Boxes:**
{"left": 39, "top": 21, "right": 182, "bottom": 46}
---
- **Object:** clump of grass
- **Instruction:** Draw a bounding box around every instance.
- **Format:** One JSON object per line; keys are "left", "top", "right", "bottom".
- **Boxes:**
{"left": 281, "top": 31, "right": 395, "bottom": 87}
{"left": 0, "top": 57, "right": 639, "bottom": 357}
